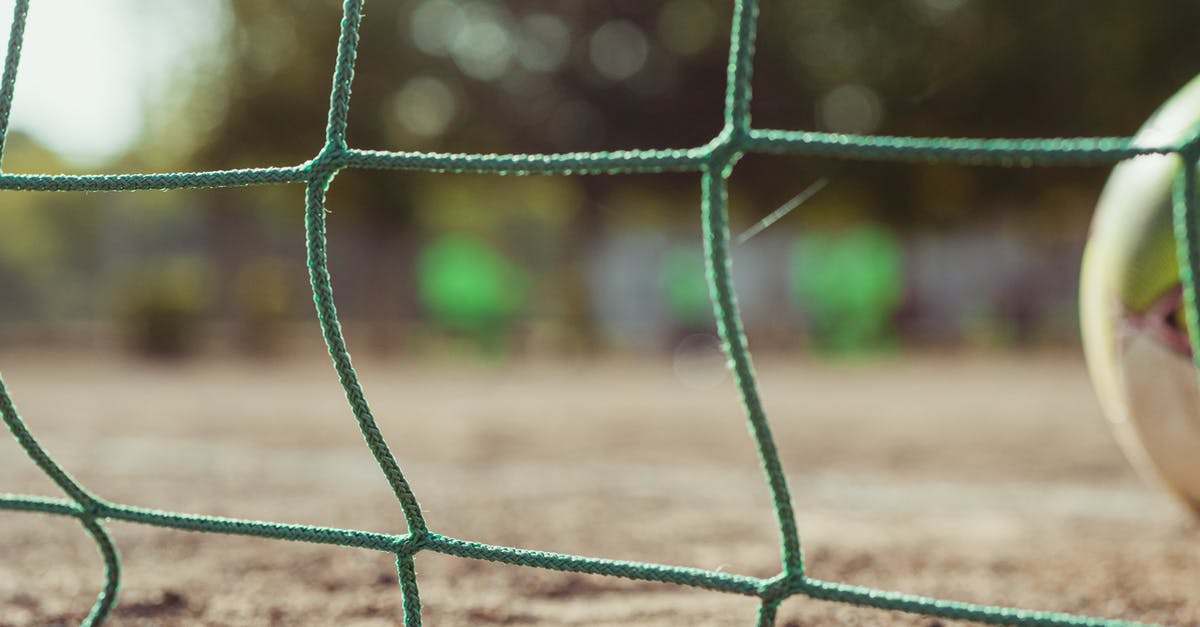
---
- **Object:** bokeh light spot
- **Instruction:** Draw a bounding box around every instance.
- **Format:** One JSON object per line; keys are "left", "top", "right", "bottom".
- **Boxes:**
{"left": 408, "top": 0, "right": 466, "bottom": 56}
{"left": 517, "top": 13, "right": 571, "bottom": 73}
{"left": 451, "top": 2, "right": 515, "bottom": 81}
{"left": 589, "top": 20, "right": 650, "bottom": 82}
{"left": 393, "top": 76, "right": 458, "bottom": 138}
{"left": 817, "top": 83, "right": 884, "bottom": 134}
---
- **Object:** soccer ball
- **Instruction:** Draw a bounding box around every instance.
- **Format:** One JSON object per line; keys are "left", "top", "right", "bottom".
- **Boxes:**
{"left": 1080, "top": 74, "right": 1200, "bottom": 514}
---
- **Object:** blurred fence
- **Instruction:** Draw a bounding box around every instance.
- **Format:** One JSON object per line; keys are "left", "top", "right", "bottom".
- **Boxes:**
{"left": 0, "top": 200, "right": 1084, "bottom": 356}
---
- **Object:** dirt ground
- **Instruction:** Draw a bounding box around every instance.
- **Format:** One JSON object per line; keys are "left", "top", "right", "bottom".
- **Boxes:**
{"left": 1, "top": 347, "right": 1198, "bottom": 626}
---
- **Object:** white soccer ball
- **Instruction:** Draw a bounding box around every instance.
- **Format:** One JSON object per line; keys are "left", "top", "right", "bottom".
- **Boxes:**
{"left": 1081, "top": 74, "right": 1200, "bottom": 514}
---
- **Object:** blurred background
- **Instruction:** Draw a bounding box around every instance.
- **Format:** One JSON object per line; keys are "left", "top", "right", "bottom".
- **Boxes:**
{"left": 11, "top": 6, "right": 1200, "bottom": 624}
{"left": 3, "top": 0, "right": 1200, "bottom": 361}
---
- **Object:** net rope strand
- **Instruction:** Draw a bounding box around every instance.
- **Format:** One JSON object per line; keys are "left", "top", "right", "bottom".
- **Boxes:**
{"left": 0, "top": 0, "right": 28, "bottom": 167}
{"left": 0, "top": 0, "right": 1193, "bottom": 624}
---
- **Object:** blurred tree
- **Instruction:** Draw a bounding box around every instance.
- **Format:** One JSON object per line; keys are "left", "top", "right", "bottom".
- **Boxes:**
{"left": 0, "top": 132, "right": 103, "bottom": 325}
{"left": 172, "top": 0, "right": 729, "bottom": 351}
{"left": 149, "top": 0, "right": 1200, "bottom": 352}
{"left": 751, "top": 0, "right": 1200, "bottom": 227}
{"left": 186, "top": 0, "right": 1200, "bottom": 227}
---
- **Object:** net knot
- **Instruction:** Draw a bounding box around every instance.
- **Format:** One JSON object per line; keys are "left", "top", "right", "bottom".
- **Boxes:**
{"left": 393, "top": 530, "right": 432, "bottom": 558}
{"left": 78, "top": 499, "right": 103, "bottom": 519}
{"left": 308, "top": 144, "right": 348, "bottom": 183}
{"left": 704, "top": 129, "right": 746, "bottom": 177}
{"left": 756, "top": 571, "right": 804, "bottom": 604}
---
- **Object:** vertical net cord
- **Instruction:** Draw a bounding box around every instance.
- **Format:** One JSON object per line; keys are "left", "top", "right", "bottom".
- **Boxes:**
{"left": 308, "top": 0, "right": 427, "bottom": 536}
{"left": 756, "top": 598, "right": 781, "bottom": 627}
{"left": 0, "top": 377, "right": 121, "bottom": 625}
{"left": 78, "top": 516, "right": 120, "bottom": 626}
{"left": 724, "top": 0, "right": 757, "bottom": 143}
{"left": 1172, "top": 148, "right": 1200, "bottom": 365}
{"left": 711, "top": 0, "right": 805, "bottom": 578}
{"left": 323, "top": 0, "right": 359, "bottom": 152}
{"left": 0, "top": 379, "right": 101, "bottom": 518}
{"left": 0, "top": 0, "right": 28, "bottom": 169}
{"left": 397, "top": 554, "right": 422, "bottom": 626}
{"left": 311, "top": 1, "right": 427, "bottom": 619}
{"left": 0, "top": 6, "right": 121, "bottom": 619}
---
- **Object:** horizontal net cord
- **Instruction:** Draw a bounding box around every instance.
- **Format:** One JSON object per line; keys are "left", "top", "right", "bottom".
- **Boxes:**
{"left": 0, "top": 489, "right": 1160, "bottom": 627}
{"left": 745, "top": 130, "right": 1185, "bottom": 164}
{"left": 0, "top": 492, "right": 402, "bottom": 551}
{"left": 796, "top": 578, "right": 1157, "bottom": 627}
{"left": 0, "top": 134, "right": 1188, "bottom": 194}
{"left": 0, "top": 489, "right": 762, "bottom": 595}
{"left": 341, "top": 146, "right": 710, "bottom": 175}
{"left": 0, "top": 492, "right": 80, "bottom": 516}
{"left": 0, "top": 165, "right": 309, "bottom": 192}
{"left": 424, "top": 533, "right": 764, "bottom": 596}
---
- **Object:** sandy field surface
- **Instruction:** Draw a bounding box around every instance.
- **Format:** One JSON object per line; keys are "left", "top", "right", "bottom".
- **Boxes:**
{"left": 1, "top": 348, "right": 1198, "bottom": 626}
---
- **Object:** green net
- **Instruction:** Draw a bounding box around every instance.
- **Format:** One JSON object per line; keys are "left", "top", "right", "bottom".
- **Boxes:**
{"left": 0, "top": 1, "right": 1195, "bottom": 625}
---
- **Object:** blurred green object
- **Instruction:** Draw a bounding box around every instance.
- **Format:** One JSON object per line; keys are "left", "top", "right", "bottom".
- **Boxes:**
{"left": 660, "top": 244, "right": 713, "bottom": 330}
{"left": 791, "top": 225, "right": 903, "bottom": 354}
{"left": 418, "top": 235, "right": 528, "bottom": 353}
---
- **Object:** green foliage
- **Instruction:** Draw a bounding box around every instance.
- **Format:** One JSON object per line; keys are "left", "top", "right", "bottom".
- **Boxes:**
{"left": 0, "top": 194, "right": 61, "bottom": 279}
{"left": 0, "top": 134, "right": 105, "bottom": 320}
